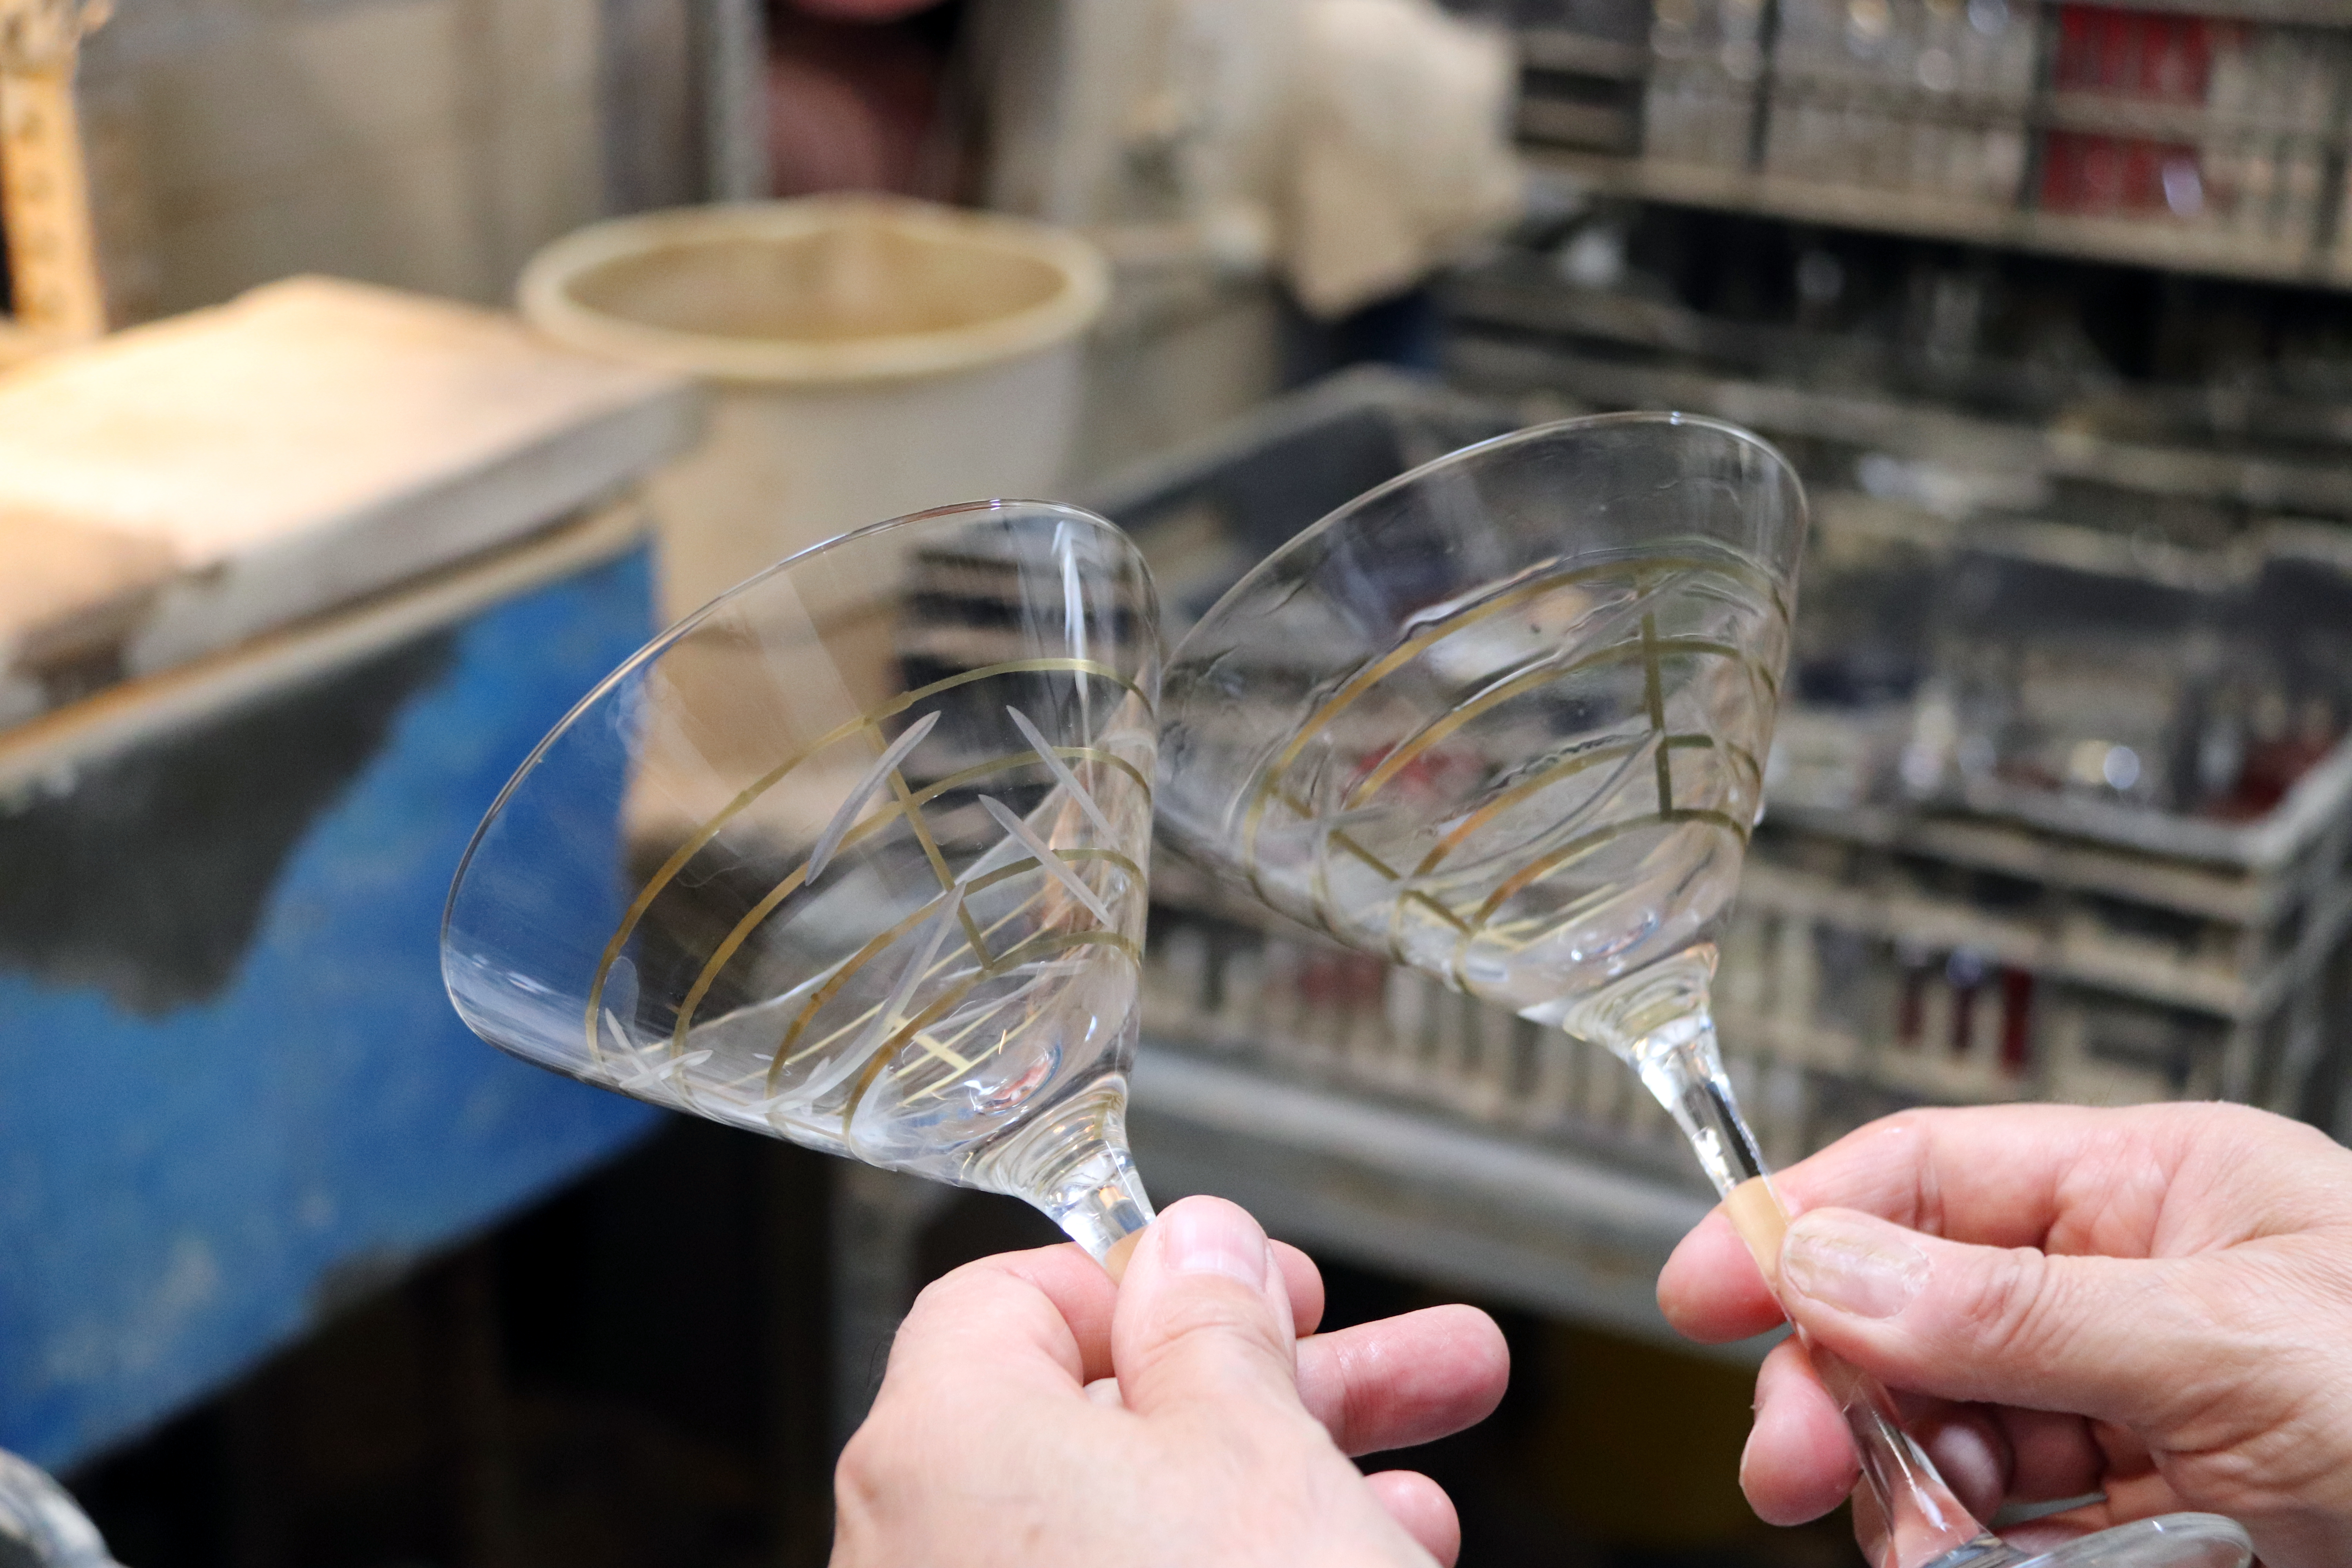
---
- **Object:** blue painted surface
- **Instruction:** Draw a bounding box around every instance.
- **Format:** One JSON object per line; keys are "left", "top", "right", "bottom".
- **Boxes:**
{"left": 0, "top": 549, "right": 666, "bottom": 1470}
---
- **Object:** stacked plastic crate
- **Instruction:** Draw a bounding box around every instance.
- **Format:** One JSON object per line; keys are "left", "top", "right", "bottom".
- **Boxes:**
{"left": 1763, "top": 0, "right": 2038, "bottom": 207}
{"left": 1100, "top": 372, "right": 2352, "bottom": 1193}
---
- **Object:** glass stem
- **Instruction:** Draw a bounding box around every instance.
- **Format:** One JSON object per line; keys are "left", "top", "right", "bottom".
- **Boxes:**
{"left": 981, "top": 1075, "right": 1156, "bottom": 1279}
{"left": 1569, "top": 953, "right": 2011, "bottom": 1568}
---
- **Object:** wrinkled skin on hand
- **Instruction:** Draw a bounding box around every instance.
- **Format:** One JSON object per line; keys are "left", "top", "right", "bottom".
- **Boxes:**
{"left": 833, "top": 1196, "right": 1510, "bottom": 1568}
{"left": 1659, "top": 1101, "right": 2352, "bottom": 1568}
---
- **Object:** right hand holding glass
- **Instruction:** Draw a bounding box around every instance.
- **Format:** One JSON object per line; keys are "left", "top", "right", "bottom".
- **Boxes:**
{"left": 1660, "top": 1102, "right": 2352, "bottom": 1568}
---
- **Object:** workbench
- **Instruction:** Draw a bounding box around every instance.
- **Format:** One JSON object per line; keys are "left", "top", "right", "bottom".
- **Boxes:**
{"left": 0, "top": 279, "right": 699, "bottom": 1470}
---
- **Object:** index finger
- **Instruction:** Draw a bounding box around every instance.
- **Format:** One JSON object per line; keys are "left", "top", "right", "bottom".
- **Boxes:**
{"left": 1657, "top": 1102, "right": 2236, "bottom": 1344}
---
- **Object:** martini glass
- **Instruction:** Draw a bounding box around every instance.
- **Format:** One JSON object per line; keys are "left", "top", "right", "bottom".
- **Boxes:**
{"left": 1155, "top": 414, "right": 2251, "bottom": 1568}
{"left": 443, "top": 500, "right": 1161, "bottom": 1269}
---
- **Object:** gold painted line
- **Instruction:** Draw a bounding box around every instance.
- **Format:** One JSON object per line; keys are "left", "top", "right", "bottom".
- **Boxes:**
{"left": 586, "top": 759, "right": 808, "bottom": 1066}
{"left": 899, "top": 998, "right": 1007, "bottom": 1076}
{"left": 900, "top": 1032, "right": 1007, "bottom": 1100}
{"left": 1642, "top": 612, "right": 1674, "bottom": 814}
{"left": 1234, "top": 554, "right": 1777, "bottom": 893}
{"left": 1331, "top": 828, "right": 1400, "bottom": 882}
{"left": 1241, "top": 558, "right": 1662, "bottom": 898}
{"left": 889, "top": 763, "right": 959, "bottom": 895}
{"left": 1057, "top": 745, "right": 1153, "bottom": 803}
{"left": 863, "top": 930, "right": 1144, "bottom": 1114}
{"left": 1659, "top": 731, "right": 1763, "bottom": 788}
{"left": 1443, "top": 814, "right": 1680, "bottom": 997}
{"left": 905, "top": 1030, "right": 974, "bottom": 1073}
{"left": 886, "top": 760, "right": 995, "bottom": 966}
{"left": 1402, "top": 889, "right": 1472, "bottom": 934}
{"left": 680, "top": 731, "right": 1149, "bottom": 1055}
{"left": 671, "top": 860, "right": 816, "bottom": 1056}
{"left": 764, "top": 848, "right": 1143, "bottom": 1087}
{"left": 1385, "top": 733, "right": 1759, "bottom": 958}
{"left": 766, "top": 897, "right": 943, "bottom": 1092}
{"left": 1447, "top": 817, "right": 1657, "bottom": 991}
{"left": 583, "top": 655, "right": 1143, "bottom": 1059}
{"left": 805, "top": 711, "right": 940, "bottom": 886}
{"left": 1261, "top": 556, "right": 1733, "bottom": 790}
{"left": 670, "top": 730, "right": 980, "bottom": 1055}
{"left": 889, "top": 981, "right": 1043, "bottom": 1094}
{"left": 1342, "top": 636, "right": 1744, "bottom": 810}
{"left": 1265, "top": 785, "right": 1406, "bottom": 941}
{"left": 776, "top": 907, "right": 1012, "bottom": 1083}
{"left": 837, "top": 973, "right": 992, "bottom": 1137}
{"left": 1469, "top": 806, "right": 1748, "bottom": 928}
{"left": 771, "top": 859, "right": 1072, "bottom": 1074}
{"left": 837, "top": 928, "right": 1142, "bottom": 1140}
{"left": 1270, "top": 789, "right": 1404, "bottom": 883}
{"left": 674, "top": 752, "right": 1145, "bottom": 1065}
{"left": 1408, "top": 739, "right": 1648, "bottom": 879}
{"left": 902, "top": 745, "right": 1156, "bottom": 813}
{"left": 1308, "top": 808, "right": 1344, "bottom": 940}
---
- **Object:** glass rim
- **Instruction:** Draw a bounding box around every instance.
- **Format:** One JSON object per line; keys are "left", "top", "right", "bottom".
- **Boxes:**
{"left": 440, "top": 495, "right": 1138, "bottom": 953}
{"left": 1169, "top": 408, "right": 1805, "bottom": 666}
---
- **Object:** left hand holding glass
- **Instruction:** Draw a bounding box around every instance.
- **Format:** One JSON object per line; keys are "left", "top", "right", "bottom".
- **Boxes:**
{"left": 833, "top": 1195, "right": 1510, "bottom": 1568}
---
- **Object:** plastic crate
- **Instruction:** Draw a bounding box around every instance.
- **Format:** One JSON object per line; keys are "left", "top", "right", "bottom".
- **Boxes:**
{"left": 1091, "top": 368, "right": 2352, "bottom": 1181}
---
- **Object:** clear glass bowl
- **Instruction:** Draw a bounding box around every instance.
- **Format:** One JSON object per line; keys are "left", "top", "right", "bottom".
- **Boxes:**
{"left": 443, "top": 501, "right": 1160, "bottom": 1259}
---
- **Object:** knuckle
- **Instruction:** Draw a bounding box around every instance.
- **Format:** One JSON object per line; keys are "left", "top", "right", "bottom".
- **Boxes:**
{"left": 833, "top": 1418, "right": 894, "bottom": 1514}
{"left": 1142, "top": 1280, "right": 1287, "bottom": 1359}
{"left": 1955, "top": 1243, "right": 2065, "bottom": 1368}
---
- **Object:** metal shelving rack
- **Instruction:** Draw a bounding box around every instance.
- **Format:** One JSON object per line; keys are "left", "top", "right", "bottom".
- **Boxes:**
{"left": 1516, "top": 0, "right": 2352, "bottom": 290}
{"left": 1073, "top": 367, "right": 2352, "bottom": 1356}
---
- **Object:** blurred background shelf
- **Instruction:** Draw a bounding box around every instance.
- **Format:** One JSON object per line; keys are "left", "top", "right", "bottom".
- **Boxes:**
{"left": 1127, "top": 1049, "right": 1729, "bottom": 1357}
{"left": 1514, "top": 0, "right": 2352, "bottom": 294}
{"left": 1525, "top": 149, "right": 2352, "bottom": 290}
{"left": 2042, "top": 0, "right": 2352, "bottom": 22}
{"left": 1094, "top": 368, "right": 2352, "bottom": 1191}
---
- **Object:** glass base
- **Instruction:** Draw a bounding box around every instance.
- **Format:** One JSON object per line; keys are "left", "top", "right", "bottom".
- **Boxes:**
{"left": 1922, "top": 1514, "right": 2251, "bottom": 1568}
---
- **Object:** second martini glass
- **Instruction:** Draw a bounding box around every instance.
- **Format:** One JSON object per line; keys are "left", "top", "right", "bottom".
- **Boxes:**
{"left": 1155, "top": 413, "right": 2250, "bottom": 1568}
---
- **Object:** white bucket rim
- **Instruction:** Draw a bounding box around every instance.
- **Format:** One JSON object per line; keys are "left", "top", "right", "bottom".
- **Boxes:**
{"left": 518, "top": 195, "right": 1111, "bottom": 387}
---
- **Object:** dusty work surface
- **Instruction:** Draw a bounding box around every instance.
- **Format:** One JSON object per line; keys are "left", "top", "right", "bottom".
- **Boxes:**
{"left": 0, "top": 276, "right": 698, "bottom": 724}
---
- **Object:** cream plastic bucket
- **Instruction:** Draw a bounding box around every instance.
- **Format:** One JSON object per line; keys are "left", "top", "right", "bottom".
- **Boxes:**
{"left": 520, "top": 197, "right": 1111, "bottom": 614}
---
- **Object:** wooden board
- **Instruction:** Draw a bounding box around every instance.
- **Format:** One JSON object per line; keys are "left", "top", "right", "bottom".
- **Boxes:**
{"left": 0, "top": 64, "right": 106, "bottom": 338}
{"left": 0, "top": 275, "right": 699, "bottom": 716}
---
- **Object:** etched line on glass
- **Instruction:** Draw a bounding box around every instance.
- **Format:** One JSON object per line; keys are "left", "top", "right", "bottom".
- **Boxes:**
{"left": 1007, "top": 704, "right": 1120, "bottom": 840}
{"left": 764, "top": 847, "right": 1145, "bottom": 1092}
{"left": 979, "top": 795, "right": 1117, "bottom": 927}
{"left": 807, "top": 710, "right": 940, "bottom": 885}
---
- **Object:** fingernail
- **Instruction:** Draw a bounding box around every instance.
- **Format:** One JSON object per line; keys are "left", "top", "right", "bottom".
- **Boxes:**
{"left": 1782, "top": 1210, "right": 1927, "bottom": 1319}
{"left": 1157, "top": 1200, "right": 1270, "bottom": 1287}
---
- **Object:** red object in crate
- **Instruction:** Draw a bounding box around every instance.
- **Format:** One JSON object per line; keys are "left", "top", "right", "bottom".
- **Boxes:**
{"left": 2042, "top": 4, "right": 2216, "bottom": 221}
{"left": 2053, "top": 4, "right": 2212, "bottom": 98}
{"left": 2042, "top": 132, "right": 2206, "bottom": 216}
{"left": 2000, "top": 969, "right": 2034, "bottom": 1074}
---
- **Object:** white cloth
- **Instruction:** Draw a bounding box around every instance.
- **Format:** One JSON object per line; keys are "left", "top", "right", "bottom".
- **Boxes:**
{"left": 1284, "top": 0, "right": 1523, "bottom": 318}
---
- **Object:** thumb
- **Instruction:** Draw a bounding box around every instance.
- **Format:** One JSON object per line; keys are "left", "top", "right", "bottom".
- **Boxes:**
{"left": 1112, "top": 1196, "right": 1302, "bottom": 1422}
{"left": 1777, "top": 1207, "right": 2212, "bottom": 1433}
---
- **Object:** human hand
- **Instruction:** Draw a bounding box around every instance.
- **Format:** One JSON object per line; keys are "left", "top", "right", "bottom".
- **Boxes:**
{"left": 833, "top": 1195, "right": 1510, "bottom": 1568}
{"left": 1659, "top": 1101, "right": 2352, "bottom": 1568}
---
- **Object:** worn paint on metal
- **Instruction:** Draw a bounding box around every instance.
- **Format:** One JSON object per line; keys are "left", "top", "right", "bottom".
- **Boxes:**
{"left": 0, "top": 548, "right": 666, "bottom": 1470}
